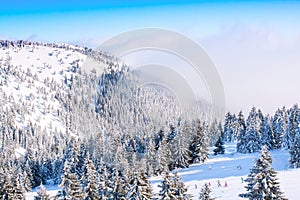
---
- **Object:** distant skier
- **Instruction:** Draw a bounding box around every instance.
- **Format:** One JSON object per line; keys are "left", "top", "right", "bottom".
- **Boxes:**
{"left": 224, "top": 181, "right": 228, "bottom": 187}
{"left": 208, "top": 182, "right": 211, "bottom": 186}
{"left": 217, "top": 180, "right": 221, "bottom": 187}
{"left": 241, "top": 177, "right": 244, "bottom": 183}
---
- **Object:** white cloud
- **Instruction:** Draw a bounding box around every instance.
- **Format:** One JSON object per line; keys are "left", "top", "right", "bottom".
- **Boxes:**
{"left": 199, "top": 24, "right": 300, "bottom": 114}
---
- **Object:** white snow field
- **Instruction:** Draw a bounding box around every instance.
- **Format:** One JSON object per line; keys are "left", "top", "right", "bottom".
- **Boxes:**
{"left": 25, "top": 143, "right": 299, "bottom": 199}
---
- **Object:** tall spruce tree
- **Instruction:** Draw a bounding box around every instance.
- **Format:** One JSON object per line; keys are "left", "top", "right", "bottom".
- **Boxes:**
{"left": 272, "top": 109, "right": 285, "bottom": 149}
{"left": 126, "top": 171, "right": 152, "bottom": 200}
{"left": 213, "top": 136, "right": 225, "bottom": 155}
{"left": 289, "top": 115, "right": 300, "bottom": 168}
{"left": 282, "top": 104, "right": 299, "bottom": 149}
{"left": 158, "top": 170, "right": 177, "bottom": 199}
{"left": 238, "top": 107, "right": 261, "bottom": 153}
{"left": 240, "top": 146, "right": 287, "bottom": 200}
{"left": 172, "top": 171, "right": 191, "bottom": 199}
{"left": 189, "top": 119, "right": 209, "bottom": 164}
{"left": 260, "top": 116, "right": 274, "bottom": 150}
{"left": 68, "top": 173, "right": 83, "bottom": 200}
{"left": 236, "top": 111, "right": 246, "bottom": 152}
{"left": 83, "top": 153, "right": 100, "bottom": 200}
{"left": 198, "top": 183, "right": 214, "bottom": 200}
{"left": 34, "top": 183, "right": 50, "bottom": 200}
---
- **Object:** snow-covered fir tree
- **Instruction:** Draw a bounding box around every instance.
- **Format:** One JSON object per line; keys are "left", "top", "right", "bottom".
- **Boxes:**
{"left": 289, "top": 115, "right": 300, "bottom": 168}
{"left": 59, "top": 159, "right": 73, "bottom": 198}
{"left": 34, "top": 184, "right": 50, "bottom": 200}
{"left": 67, "top": 173, "right": 83, "bottom": 200}
{"left": 272, "top": 108, "right": 286, "bottom": 149}
{"left": 189, "top": 119, "right": 209, "bottom": 164}
{"left": 240, "top": 146, "right": 287, "bottom": 200}
{"left": 282, "top": 104, "right": 299, "bottom": 149}
{"left": 172, "top": 171, "right": 192, "bottom": 199}
{"left": 237, "top": 107, "right": 261, "bottom": 153}
{"left": 213, "top": 136, "right": 225, "bottom": 155}
{"left": 158, "top": 170, "right": 177, "bottom": 199}
{"left": 260, "top": 115, "right": 275, "bottom": 150}
{"left": 126, "top": 171, "right": 152, "bottom": 200}
{"left": 169, "top": 122, "right": 191, "bottom": 169}
{"left": 198, "top": 183, "right": 214, "bottom": 200}
{"left": 223, "top": 112, "right": 236, "bottom": 142}
{"left": 82, "top": 153, "right": 100, "bottom": 200}
{"left": 111, "top": 169, "right": 128, "bottom": 200}
{"left": 236, "top": 111, "right": 246, "bottom": 152}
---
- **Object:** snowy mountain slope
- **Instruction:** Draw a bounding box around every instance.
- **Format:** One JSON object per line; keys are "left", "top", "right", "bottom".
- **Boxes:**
{"left": 0, "top": 41, "right": 119, "bottom": 137}
{"left": 0, "top": 44, "right": 83, "bottom": 134}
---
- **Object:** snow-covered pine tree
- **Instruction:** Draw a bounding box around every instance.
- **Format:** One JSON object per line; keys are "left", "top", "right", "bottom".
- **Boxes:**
{"left": 189, "top": 119, "right": 209, "bottom": 164}
{"left": 272, "top": 108, "right": 286, "bottom": 149}
{"left": 282, "top": 104, "right": 299, "bottom": 149}
{"left": 23, "top": 162, "right": 33, "bottom": 192}
{"left": 198, "top": 183, "right": 214, "bottom": 200}
{"left": 172, "top": 171, "right": 192, "bottom": 199}
{"left": 208, "top": 119, "right": 222, "bottom": 146}
{"left": 158, "top": 136, "right": 172, "bottom": 172}
{"left": 126, "top": 171, "right": 152, "bottom": 200}
{"left": 27, "top": 148, "right": 42, "bottom": 187}
{"left": 77, "top": 142, "right": 87, "bottom": 180}
{"left": 68, "top": 173, "right": 83, "bottom": 200}
{"left": 240, "top": 146, "right": 287, "bottom": 200}
{"left": 236, "top": 111, "right": 246, "bottom": 152}
{"left": 59, "top": 159, "right": 73, "bottom": 198}
{"left": 223, "top": 112, "right": 236, "bottom": 142}
{"left": 34, "top": 183, "right": 50, "bottom": 200}
{"left": 101, "top": 166, "right": 114, "bottom": 199}
{"left": 289, "top": 114, "right": 300, "bottom": 168}
{"left": 238, "top": 107, "right": 261, "bottom": 153}
{"left": 0, "top": 166, "right": 6, "bottom": 199}
{"left": 260, "top": 115, "right": 275, "bottom": 150}
{"left": 170, "top": 122, "right": 191, "bottom": 169}
{"left": 3, "top": 165, "right": 15, "bottom": 200}
{"left": 14, "top": 172, "right": 25, "bottom": 200}
{"left": 145, "top": 136, "right": 159, "bottom": 175}
{"left": 213, "top": 136, "right": 225, "bottom": 155}
{"left": 111, "top": 170, "right": 128, "bottom": 200}
{"left": 158, "top": 170, "right": 177, "bottom": 199}
{"left": 83, "top": 153, "right": 100, "bottom": 200}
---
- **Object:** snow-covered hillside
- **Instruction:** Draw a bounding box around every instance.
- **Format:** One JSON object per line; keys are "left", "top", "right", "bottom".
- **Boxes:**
{"left": 0, "top": 41, "right": 124, "bottom": 140}
{"left": 1, "top": 41, "right": 299, "bottom": 200}
{"left": 0, "top": 43, "right": 83, "bottom": 134}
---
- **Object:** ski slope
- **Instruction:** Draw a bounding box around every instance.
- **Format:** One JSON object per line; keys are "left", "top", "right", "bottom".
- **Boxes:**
{"left": 151, "top": 143, "right": 299, "bottom": 199}
{"left": 25, "top": 143, "right": 299, "bottom": 199}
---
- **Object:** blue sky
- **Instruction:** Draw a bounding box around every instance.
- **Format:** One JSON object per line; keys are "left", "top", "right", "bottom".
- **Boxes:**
{"left": 1, "top": 0, "right": 299, "bottom": 43}
{"left": 1, "top": 0, "right": 300, "bottom": 113}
